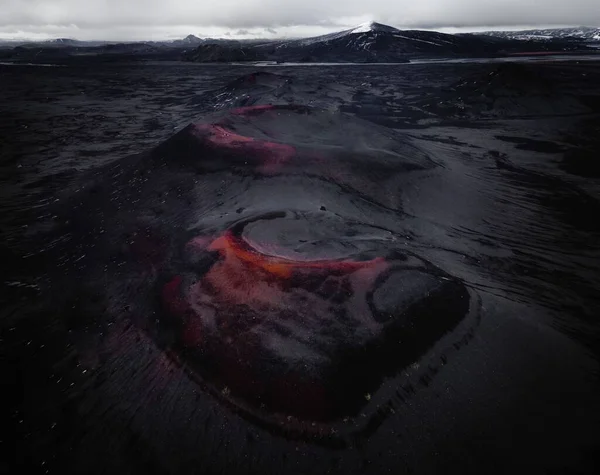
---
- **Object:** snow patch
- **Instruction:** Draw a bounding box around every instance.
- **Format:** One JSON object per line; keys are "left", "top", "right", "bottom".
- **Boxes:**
{"left": 352, "top": 22, "right": 376, "bottom": 34}
{"left": 394, "top": 35, "right": 443, "bottom": 47}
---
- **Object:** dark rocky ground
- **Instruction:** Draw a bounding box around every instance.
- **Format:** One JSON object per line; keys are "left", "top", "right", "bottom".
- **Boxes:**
{"left": 2, "top": 58, "right": 600, "bottom": 475}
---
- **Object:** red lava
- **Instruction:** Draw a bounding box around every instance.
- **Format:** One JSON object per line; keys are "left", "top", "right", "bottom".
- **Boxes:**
{"left": 191, "top": 123, "right": 296, "bottom": 173}
{"left": 161, "top": 275, "right": 203, "bottom": 347}
{"left": 207, "top": 230, "right": 386, "bottom": 278}
{"left": 177, "top": 230, "right": 387, "bottom": 318}
{"left": 161, "top": 230, "right": 390, "bottom": 420}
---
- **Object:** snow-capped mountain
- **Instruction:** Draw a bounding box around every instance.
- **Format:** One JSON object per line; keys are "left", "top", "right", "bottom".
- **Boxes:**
{"left": 277, "top": 22, "right": 467, "bottom": 51}
{"left": 258, "top": 22, "right": 540, "bottom": 62}
{"left": 285, "top": 21, "right": 402, "bottom": 47}
{"left": 479, "top": 27, "right": 600, "bottom": 42}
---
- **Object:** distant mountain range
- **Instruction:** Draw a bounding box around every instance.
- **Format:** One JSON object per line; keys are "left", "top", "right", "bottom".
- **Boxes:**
{"left": 0, "top": 38, "right": 110, "bottom": 48}
{"left": 0, "top": 22, "right": 597, "bottom": 64}
{"left": 184, "top": 43, "right": 265, "bottom": 62}
{"left": 183, "top": 22, "right": 594, "bottom": 63}
{"left": 478, "top": 27, "right": 600, "bottom": 42}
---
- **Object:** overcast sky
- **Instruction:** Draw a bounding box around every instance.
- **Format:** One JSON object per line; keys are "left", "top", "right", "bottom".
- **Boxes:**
{"left": 1, "top": 0, "right": 599, "bottom": 41}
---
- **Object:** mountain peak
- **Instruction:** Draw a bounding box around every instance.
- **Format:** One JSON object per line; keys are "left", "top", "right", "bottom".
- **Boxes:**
{"left": 176, "top": 34, "right": 204, "bottom": 45}
{"left": 350, "top": 22, "right": 399, "bottom": 34}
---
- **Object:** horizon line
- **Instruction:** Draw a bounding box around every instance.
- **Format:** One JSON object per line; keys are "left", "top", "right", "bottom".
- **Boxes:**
{"left": 1, "top": 22, "right": 599, "bottom": 43}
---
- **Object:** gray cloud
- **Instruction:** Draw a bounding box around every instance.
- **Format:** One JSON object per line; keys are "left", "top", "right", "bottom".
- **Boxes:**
{"left": 1, "top": 0, "right": 599, "bottom": 40}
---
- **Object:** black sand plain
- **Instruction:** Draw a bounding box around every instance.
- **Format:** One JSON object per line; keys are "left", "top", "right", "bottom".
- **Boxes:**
{"left": 2, "top": 58, "right": 600, "bottom": 474}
